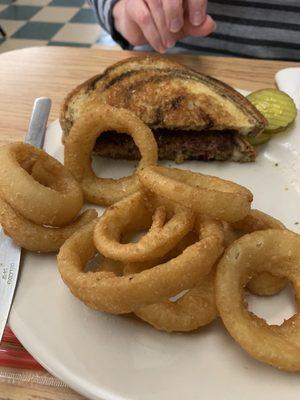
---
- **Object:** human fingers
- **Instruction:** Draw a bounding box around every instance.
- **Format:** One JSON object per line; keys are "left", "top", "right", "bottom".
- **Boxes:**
{"left": 162, "top": 0, "right": 184, "bottom": 33}
{"left": 186, "top": 14, "right": 216, "bottom": 36}
{"left": 176, "top": 14, "right": 216, "bottom": 38}
{"left": 145, "top": 0, "right": 177, "bottom": 48}
{"left": 187, "top": 0, "right": 207, "bottom": 26}
{"left": 128, "top": 0, "right": 166, "bottom": 52}
{"left": 113, "top": 0, "right": 147, "bottom": 45}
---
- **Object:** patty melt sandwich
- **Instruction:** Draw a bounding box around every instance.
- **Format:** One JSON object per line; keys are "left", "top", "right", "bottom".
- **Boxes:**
{"left": 60, "top": 56, "right": 266, "bottom": 162}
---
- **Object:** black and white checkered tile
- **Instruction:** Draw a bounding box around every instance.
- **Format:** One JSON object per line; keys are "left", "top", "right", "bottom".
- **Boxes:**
{"left": 0, "top": 0, "right": 118, "bottom": 53}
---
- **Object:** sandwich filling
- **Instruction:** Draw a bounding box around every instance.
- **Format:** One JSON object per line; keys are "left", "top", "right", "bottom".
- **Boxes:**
{"left": 94, "top": 129, "right": 255, "bottom": 163}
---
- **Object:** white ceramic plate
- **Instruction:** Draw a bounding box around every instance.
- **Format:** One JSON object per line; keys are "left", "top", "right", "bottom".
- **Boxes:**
{"left": 276, "top": 67, "right": 300, "bottom": 109}
{"left": 9, "top": 96, "right": 300, "bottom": 400}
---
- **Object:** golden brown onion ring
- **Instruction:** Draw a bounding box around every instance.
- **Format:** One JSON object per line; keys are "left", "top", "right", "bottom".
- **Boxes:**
{"left": 100, "top": 258, "right": 124, "bottom": 276}
{"left": 0, "top": 142, "right": 83, "bottom": 226}
{"left": 233, "top": 209, "right": 287, "bottom": 296}
{"left": 127, "top": 219, "right": 222, "bottom": 332}
{"left": 216, "top": 229, "right": 300, "bottom": 371}
{"left": 248, "top": 272, "right": 286, "bottom": 297}
{"left": 135, "top": 270, "right": 217, "bottom": 332}
{"left": 85, "top": 253, "right": 124, "bottom": 276}
{"left": 220, "top": 221, "right": 240, "bottom": 247}
{"left": 0, "top": 197, "right": 97, "bottom": 252}
{"left": 232, "top": 209, "right": 285, "bottom": 233}
{"left": 138, "top": 166, "right": 253, "bottom": 222}
{"left": 64, "top": 105, "right": 157, "bottom": 206}
{"left": 93, "top": 191, "right": 194, "bottom": 263}
{"left": 57, "top": 219, "right": 223, "bottom": 314}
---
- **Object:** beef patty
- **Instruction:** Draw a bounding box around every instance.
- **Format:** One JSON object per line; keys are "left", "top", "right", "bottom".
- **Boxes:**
{"left": 94, "top": 129, "right": 255, "bottom": 163}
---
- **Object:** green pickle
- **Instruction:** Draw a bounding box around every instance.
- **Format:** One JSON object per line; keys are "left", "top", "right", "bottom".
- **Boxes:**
{"left": 247, "top": 89, "right": 297, "bottom": 134}
{"left": 247, "top": 133, "right": 271, "bottom": 146}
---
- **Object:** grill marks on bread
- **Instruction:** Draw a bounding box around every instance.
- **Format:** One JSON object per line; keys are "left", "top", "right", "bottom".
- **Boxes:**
{"left": 61, "top": 56, "right": 266, "bottom": 137}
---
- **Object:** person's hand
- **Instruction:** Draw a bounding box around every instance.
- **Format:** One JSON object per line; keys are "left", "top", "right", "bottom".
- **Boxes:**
{"left": 112, "top": 0, "right": 215, "bottom": 53}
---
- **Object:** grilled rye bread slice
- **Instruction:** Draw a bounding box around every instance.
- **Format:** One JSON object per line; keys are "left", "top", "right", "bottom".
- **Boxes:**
{"left": 60, "top": 56, "right": 266, "bottom": 162}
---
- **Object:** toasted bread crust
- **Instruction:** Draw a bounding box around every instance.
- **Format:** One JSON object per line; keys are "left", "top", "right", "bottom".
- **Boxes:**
{"left": 60, "top": 71, "right": 104, "bottom": 139}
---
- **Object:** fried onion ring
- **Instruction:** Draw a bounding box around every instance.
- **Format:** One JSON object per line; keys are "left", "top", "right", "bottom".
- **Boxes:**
{"left": 64, "top": 105, "right": 157, "bottom": 206}
{"left": 0, "top": 197, "right": 97, "bottom": 252}
{"left": 135, "top": 270, "right": 217, "bottom": 332}
{"left": 100, "top": 258, "right": 124, "bottom": 276}
{"left": 0, "top": 143, "right": 83, "bottom": 226}
{"left": 93, "top": 191, "right": 194, "bottom": 262}
{"left": 248, "top": 272, "right": 287, "bottom": 297}
{"left": 232, "top": 209, "right": 286, "bottom": 233}
{"left": 233, "top": 210, "right": 287, "bottom": 296}
{"left": 138, "top": 166, "right": 253, "bottom": 222}
{"left": 127, "top": 219, "right": 222, "bottom": 332}
{"left": 216, "top": 229, "right": 300, "bottom": 371}
{"left": 220, "top": 221, "right": 240, "bottom": 247}
{"left": 57, "top": 218, "right": 223, "bottom": 314}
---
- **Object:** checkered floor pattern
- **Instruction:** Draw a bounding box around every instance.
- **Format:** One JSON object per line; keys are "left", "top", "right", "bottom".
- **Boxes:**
{"left": 0, "top": 0, "right": 119, "bottom": 53}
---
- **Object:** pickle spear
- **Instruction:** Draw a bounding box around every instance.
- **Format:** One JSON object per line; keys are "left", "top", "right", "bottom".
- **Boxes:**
{"left": 247, "top": 89, "right": 297, "bottom": 133}
{"left": 247, "top": 133, "right": 271, "bottom": 146}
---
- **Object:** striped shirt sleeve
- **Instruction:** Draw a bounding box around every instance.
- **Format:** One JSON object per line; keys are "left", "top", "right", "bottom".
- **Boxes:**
{"left": 90, "top": 0, "right": 300, "bottom": 61}
{"left": 176, "top": 0, "right": 300, "bottom": 61}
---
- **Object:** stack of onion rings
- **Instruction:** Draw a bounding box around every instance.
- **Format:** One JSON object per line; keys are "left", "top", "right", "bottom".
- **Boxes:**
{"left": 58, "top": 216, "right": 223, "bottom": 314}
{"left": 0, "top": 143, "right": 83, "bottom": 226}
{"left": 0, "top": 142, "right": 97, "bottom": 252}
{"left": 61, "top": 138, "right": 300, "bottom": 369}
{"left": 2, "top": 114, "right": 298, "bottom": 372}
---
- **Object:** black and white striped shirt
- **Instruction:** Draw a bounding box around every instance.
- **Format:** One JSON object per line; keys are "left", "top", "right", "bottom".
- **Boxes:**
{"left": 91, "top": 0, "right": 300, "bottom": 61}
